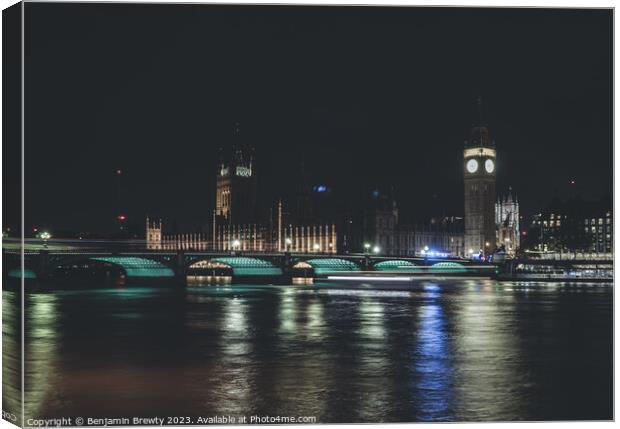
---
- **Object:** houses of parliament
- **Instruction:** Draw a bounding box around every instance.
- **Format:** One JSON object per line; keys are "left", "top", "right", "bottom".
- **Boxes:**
{"left": 146, "top": 104, "right": 521, "bottom": 258}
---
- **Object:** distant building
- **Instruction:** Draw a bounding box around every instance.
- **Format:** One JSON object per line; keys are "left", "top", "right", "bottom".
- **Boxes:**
{"left": 145, "top": 105, "right": 523, "bottom": 259}
{"left": 411, "top": 217, "right": 465, "bottom": 257}
{"left": 496, "top": 188, "right": 520, "bottom": 256}
{"left": 359, "top": 188, "right": 464, "bottom": 257}
{"left": 525, "top": 197, "right": 612, "bottom": 254}
{"left": 146, "top": 217, "right": 209, "bottom": 251}
{"left": 145, "top": 217, "right": 162, "bottom": 250}
{"left": 212, "top": 121, "right": 260, "bottom": 250}
{"left": 463, "top": 96, "right": 497, "bottom": 257}
{"left": 147, "top": 123, "right": 337, "bottom": 253}
{"left": 361, "top": 188, "right": 400, "bottom": 255}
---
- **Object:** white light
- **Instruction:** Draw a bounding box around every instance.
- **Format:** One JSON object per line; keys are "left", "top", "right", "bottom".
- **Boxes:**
{"left": 364, "top": 243, "right": 371, "bottom": 250}
{"left": 327, "top": 276, "right": 413, "bottom": 282}
{"left": 424, "top": 245, "right": 429, "bottom": 251}
{"left": 372, "top": 246, "right": 381, "bottom": 254}
{"left": 232, "top": 239, "right": 241, "bottom": 248}
{"left": 420, "top": 249, "right": 426, "bottom": 255}
{"left": 313, "top": 243, "right": 320, "bottom": 251}
{"left": 466, "top": 159, "right": 478, "bottom": 173}
{"left": 468, "top": 248, "right": 473, "bottom": 254}
{"left": 485, "top": 158, "right": 495, "bottom": 173}
{"left": 285, "top": 238, "right": 292, "bottom": 245}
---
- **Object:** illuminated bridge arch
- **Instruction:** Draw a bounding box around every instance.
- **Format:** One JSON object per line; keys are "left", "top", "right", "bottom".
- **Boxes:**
{"left": 189, "top": 257, "right": 282, "bottom": 276}
{"left": 89, "top": 256, "right": 175, "bottom": 278}
{"left": 8, "top": 269, "right": 37, "bottom": 279}
{"left": 373, "top": 260, "right": 418, "bottom": 271}
{"left": 430, "top": 261, "right": 467, "bottom": 273}
{"left": 294, "top": 258, "right": 361, "bottom": 275}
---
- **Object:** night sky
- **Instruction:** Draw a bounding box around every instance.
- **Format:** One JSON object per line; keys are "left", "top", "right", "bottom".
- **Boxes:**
{"left": 16, "top": 4, "right": 613, "bottom": 234}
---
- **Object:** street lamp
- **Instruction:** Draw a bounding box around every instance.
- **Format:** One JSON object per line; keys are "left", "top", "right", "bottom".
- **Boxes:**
{"left": 232, "top": 239, "right": 241, "bottom": 252}
{"left": 372, "top": 245, "right": 380, "bottom": 254}
{"left": 285, "top": 237, "right": 292, "bottom": 251}
{"left": 364, "top": 243, "right": 371, "bottom": 254}
{"left": 313, "top": 243, "right": 320, "bottom": 252}
{"left": 40, "top": 231, "right": 51, "bottom": 249}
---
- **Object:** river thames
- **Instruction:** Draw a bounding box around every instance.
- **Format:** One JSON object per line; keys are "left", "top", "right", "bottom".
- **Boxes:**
{"left": 3, "top": 279, "right": 612, "bottom": 423}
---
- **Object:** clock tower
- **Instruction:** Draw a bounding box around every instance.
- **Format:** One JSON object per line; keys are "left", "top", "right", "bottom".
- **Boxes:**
{"left": 463, "top": 97, "right": 497, "bottom": 257}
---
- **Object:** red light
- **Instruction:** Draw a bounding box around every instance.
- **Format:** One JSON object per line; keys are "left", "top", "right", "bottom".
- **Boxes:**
{"left": 117, "top": 214, "right": 126, "bottom": 221}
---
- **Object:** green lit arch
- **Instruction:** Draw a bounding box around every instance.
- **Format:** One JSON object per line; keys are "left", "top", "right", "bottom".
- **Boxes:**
{"left": 373, "top": 260, "right": 418, "bottom": 271}
{"left": 189, "top": 257, "right": 282, "bottom": 276}
{"left": 89, "top": 256, "right": 175, "bottom": 278}
{"left": 430, "top": 261, "right": 467, "bottom": 273}
{"left": 8, "top": 268, "right": 37, "bottom": 279}
{"left": 296, "top": 258, "right": 361, "bottom": 275}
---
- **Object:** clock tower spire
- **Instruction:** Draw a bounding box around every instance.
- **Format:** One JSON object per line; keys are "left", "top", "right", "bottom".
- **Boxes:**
{"left": 463, "top": 96, "right": 497, "bottom": 258}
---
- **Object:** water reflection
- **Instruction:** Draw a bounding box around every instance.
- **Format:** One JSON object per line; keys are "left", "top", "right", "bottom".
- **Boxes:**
{"left": 452, "top": 280, "right": 524, "bottom": 421}
{"left": 412, "top": 283, "right": 453, "bottom": 421}
{"left": 24, "top": 294, "right": 60, "bottom": 420}
{"left": 2, "top": 291, "right": 22, "bottom": 426}
{"left": 215, "top": 297, "right": 253, "bottom": 414}
{"left": 7, "top": 280, "right": 613, "bottom": 422}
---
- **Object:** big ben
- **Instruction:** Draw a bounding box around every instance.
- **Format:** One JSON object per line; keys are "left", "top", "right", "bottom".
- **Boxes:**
{"left": 464, "top": 97, "right": 496, "bottom": 257}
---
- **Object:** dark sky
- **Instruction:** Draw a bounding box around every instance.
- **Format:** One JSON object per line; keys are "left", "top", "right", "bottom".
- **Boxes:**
{"left": 19, "top": 4, "right": 612, "bottom": 234}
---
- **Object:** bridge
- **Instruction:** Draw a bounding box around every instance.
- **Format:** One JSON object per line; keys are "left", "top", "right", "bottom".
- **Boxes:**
{"left": 3, "top": 246, "right": 491, "bottom": 283}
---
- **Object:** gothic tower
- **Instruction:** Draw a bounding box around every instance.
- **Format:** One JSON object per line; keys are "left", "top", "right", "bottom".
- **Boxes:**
{"left": 145, "top": 217, "right": 162, "bottom": 250}
{"left": 213, "top": 121, "right": 258, "bottom": 237}
{"left": 463, "top": 96, "right": 497, "bottom": 257}
{"left": 496, "top": 188, "right": 520, "bottom": 256}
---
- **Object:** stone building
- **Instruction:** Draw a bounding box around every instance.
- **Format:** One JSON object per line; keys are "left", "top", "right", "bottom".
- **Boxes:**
{"left": 526, "top": 197, "right": 612, "bottom": 254}
{"left": 359, "top": 188, "right": 464, "bottom": 257}
{"left": 463, "top": 96, "right": 497, "bottom": 257}
{"left": 147, "top": 122, "right": 337, "bottom": 253}
{"left": 496, "top": 188, "right": 520, "bottom": 256}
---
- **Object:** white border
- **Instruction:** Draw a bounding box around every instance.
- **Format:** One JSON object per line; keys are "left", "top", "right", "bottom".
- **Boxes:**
{"left": 0, "top": 2, "right": 615, "bottom": 429}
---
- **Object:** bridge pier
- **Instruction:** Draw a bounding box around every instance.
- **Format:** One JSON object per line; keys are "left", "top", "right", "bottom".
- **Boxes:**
{"left": 280, "top": 252, "right": 293, "bottom": 281}
{"left": 176, "top": 251, "right": 186, "bottom": 279}
{"left": 38, "top": 249, "right": 51, "bottom": 279}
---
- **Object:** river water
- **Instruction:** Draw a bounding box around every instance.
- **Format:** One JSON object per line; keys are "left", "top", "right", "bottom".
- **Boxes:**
{"left": 3, "top": 279, "right": 613, "bottom": 423}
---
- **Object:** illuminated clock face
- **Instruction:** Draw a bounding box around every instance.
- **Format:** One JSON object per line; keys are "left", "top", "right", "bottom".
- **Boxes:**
{"left": 466, "top": 159, "right": 478, "bottom": 173}
{"left": 485, "top": 159, "right": 495, "bottom": 173}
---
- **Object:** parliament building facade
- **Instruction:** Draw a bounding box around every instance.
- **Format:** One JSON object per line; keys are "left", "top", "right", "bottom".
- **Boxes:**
{"left": 146, "top": 101, "right": 522, "bottom": 258}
